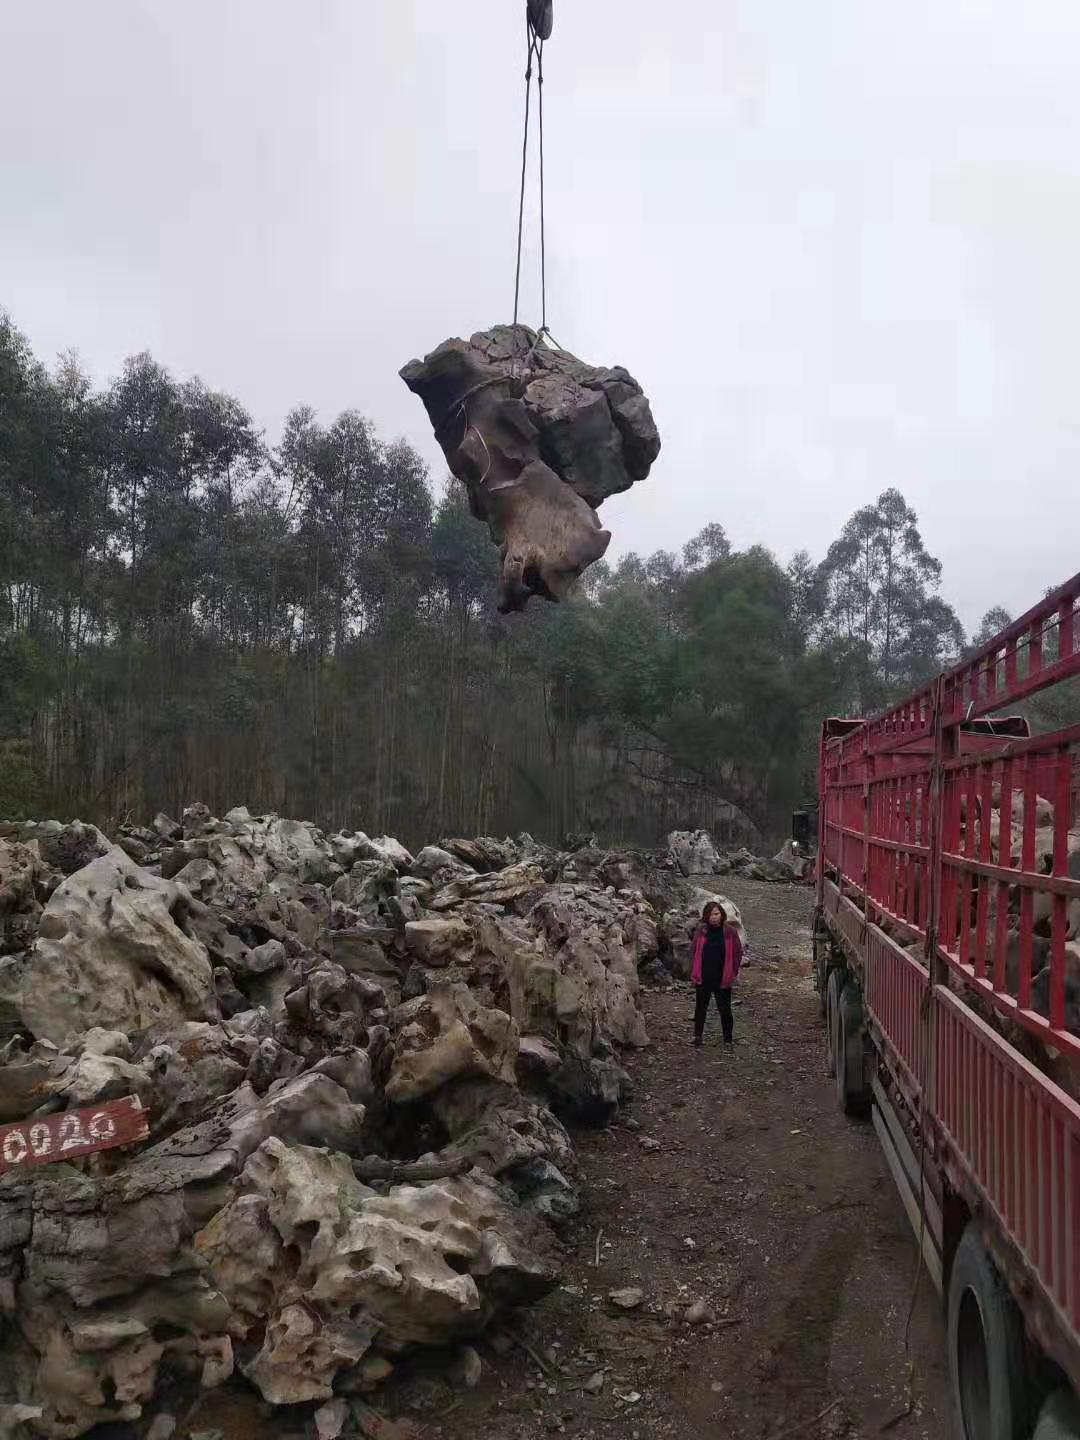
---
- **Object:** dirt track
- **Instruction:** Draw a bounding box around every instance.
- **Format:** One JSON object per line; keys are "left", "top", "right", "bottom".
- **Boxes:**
{"left": 413, "top": 876, "right": 951, "bottom": 1440}
{"left": 189, "top": 878, "right": 952, "bottom": 1440}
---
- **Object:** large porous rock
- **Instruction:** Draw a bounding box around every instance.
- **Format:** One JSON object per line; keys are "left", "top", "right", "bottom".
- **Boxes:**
{"left": 411, "top": 846, "right": 469, "bottom": 883}
{"left": 0, "top": 1152, "right": 235, "bottom": 1438}
{"left": 34, "top": 822, "right": 111, "bottom": 878}
{"left": 401, "top": 325, "right": 659, "bottom": 612}
{"left": 142, "top": 1071, "right": 369, "bottom": 1181}
{"left": 440, "top": 837, "right": 521, "bottom": 874}
{"left": 0, "top": 1039, "right": 70, "bottom": 1123}
{"left": 404, "top": 917, "right": 474, "bottom": 968}
{"left": 525, "top": 892, "right": 649, "bottom": 1053}
{"left": 386, "top": 982, "right": 518, "bottom": 1103}
{"left": 15, "top": 848, "right": 216, "bottom": 1045}
{"left": 330, "top": 860, "right": 399, "bottom": 914}
{"left": 329, "top": 931, "right": 404, "bottom": 1005}
{"left": 429, "top": 862, "right": 545, "bottom": 913}
{"left": 197, "top": 1136, "right": 559, "bottom": 1403}
{"left": 667, "top": 830, "right": 721, "bottom": 877}
{"left": 431, "top": 1079, "right": 578, "bottom": 1222}
{"left": 356, "top": 835, "right": 415, "bottom": 873}
{"left": 547, "top": 1053, "right": 629, "bottom": 1128}
{"left": 133, "top": 1022, "right": 247, "bottom": 1137}
{"left": 0, "top": 840, "right": 44, "bottom": 960}
{"left": 277, "top": 962, "right": 388, "bottom": 1062}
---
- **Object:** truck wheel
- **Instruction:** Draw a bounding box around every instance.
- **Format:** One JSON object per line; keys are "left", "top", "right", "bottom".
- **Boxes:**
{"left": 825, "top": 969, "right": 843, "bottom": 1077}
{"left": 1033, "top": 1389, "right": 1080, "bottom": 1439}
{"left": 835, "top": 981, "right": 869, "bottom": 1116}
{"left": 948, "top": 1225, "right": 1029, "bottom": 1440}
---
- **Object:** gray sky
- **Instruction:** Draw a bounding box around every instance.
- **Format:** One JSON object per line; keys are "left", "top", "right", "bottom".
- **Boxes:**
{"left": 3, "top": 1, "right": 1079, "bottom": 631}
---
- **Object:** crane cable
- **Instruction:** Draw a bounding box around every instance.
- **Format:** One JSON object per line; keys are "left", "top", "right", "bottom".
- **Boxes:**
{"left": 512, "top": 8, "right": 550, "bottom": 338}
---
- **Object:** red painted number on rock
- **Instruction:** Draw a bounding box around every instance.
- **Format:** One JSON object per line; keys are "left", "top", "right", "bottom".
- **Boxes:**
{"left": 0, "top": 1096, "right": 149, "bottom": 1174}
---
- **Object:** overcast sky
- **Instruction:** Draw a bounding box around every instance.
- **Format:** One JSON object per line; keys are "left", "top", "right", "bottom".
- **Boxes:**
{"left": 3, "top": 1, "right": 1079, "bottom": 631}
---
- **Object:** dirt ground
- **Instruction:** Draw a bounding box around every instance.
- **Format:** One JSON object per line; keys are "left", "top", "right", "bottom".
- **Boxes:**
{"left": 187, "top": 877, "right": 953, "bottom": 1440}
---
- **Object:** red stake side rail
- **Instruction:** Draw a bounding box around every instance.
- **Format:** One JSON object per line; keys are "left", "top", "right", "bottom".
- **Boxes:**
{"left": 817, "top": 570, "right": 1080, "bottom": 1390}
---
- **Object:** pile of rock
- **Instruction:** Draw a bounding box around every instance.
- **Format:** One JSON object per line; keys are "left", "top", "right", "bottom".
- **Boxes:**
{"left": 666, "top": 829, "right": 800, "bottom": 884}
{"left": 0, "top": 809, "right": 670, "bottom": 1436}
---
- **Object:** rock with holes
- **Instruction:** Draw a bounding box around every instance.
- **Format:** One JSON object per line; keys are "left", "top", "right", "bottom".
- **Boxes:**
{"left": 15, "top": 848, "right": 216, "bottom": 1046}
{"left": 0, "top": 840, "right": 44, "bottom": 962}
{"left": 386, "top": 981, "right": 518, "bottom": 1103}
{"left": 0, "top": 1150, "right": 234, "bottom": 1438}
{"left": 401, "top": 326, "right": 659, "bottom": 611}
{"left": 197, "top": 1136, "right": 559, "bottom": 1401}
{"left": 404, "top": 917, "right": 474, "bottom": 968}
{"left": 667, "top": 830, "right": 721, "bottom": 877}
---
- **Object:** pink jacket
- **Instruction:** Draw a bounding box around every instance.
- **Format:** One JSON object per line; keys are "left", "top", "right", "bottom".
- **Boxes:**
{"left": 691, "top": 925, "right": 744, "bottom": 988}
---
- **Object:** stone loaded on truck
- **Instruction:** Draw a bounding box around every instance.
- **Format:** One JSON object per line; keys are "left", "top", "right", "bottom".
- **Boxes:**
{"left": 813, "top": 574, "right": 1080, "bottom": 1440}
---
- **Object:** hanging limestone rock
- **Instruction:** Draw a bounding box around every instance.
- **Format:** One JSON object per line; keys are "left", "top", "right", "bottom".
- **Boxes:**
{"left": 400, "top": 325, "right": 660, "bottom": 612}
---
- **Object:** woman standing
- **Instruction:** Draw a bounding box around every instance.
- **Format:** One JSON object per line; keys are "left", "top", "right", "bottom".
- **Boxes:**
{"left": 690, "top": 900, "right": 744, "bottom": 1046}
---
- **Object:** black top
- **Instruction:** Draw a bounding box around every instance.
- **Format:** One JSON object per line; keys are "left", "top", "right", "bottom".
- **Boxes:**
{"left": 701, "top": 924, "right": 727, "bottom": 986}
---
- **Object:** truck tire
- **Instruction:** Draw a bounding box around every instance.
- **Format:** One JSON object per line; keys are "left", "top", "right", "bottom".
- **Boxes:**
{"left": 835, "top": 981, "right": 869, "bottom": 1116}
{"left": 948, "top": 1225, "right": 1029, "bottom": 1440}
{"left": 825, "top": 969, "right": 843, "bottom": 1077}
{"left": 1033, "top": 1390, "right": 1080, "bottom": 1439}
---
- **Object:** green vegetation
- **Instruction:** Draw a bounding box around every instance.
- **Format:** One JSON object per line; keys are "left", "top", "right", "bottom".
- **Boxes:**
{"left": 1, "top": 311, "right": 976, "bottom": 843}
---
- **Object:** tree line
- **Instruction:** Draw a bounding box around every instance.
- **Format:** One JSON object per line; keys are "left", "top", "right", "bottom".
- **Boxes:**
{"left": 1, "top": 310, "right": 1009, "bottom": 846}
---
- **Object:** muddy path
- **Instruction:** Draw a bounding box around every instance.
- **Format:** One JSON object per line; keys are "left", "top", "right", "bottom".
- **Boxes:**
{"left": 406, "top": 877, "right": 951, "bottom": 1440}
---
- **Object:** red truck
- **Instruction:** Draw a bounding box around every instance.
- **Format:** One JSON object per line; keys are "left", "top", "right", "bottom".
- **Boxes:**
{"left": 814, "top": 574, "right": 1080, "bottom": 1440}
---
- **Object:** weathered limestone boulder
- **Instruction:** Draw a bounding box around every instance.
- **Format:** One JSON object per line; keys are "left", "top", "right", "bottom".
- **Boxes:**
{"left": 15, "top": 849, "right": 216, "bottom": 1046}
{"left": 401, "top": 325, "right": 659, "bottom": 611}
{"left": 152, "top": 813, "right": 182, "bottom": 842}
{"left": 198, "top": 1136, "right": 559, "bottom": 1402}
{"left": 259, "top": 818, "right": 340, "bottom": 887}
{"left": 134, "top": 1023, "right": 247, "bottom": 1136}
{"left": 386, "top": 982, "right": 518, "bottom": 1103}
{"left": 516, "top": 1033, "right": 562, "bottom": 1085}
{"left": 429, "top": 862, "right": 545, "bottom": 912}
{"left": 33, "top": 822, "right": 111, "bottom": 878}
{"left": 527, "top": 893, "right": 649, "bottom": 1053}
{"left": 411, "top": 846, "right": 468, "bottom": 882}
{"left": 0, "top": 1038, "right": 71, "bottom": 1122}
{"left": 431, "top": 1079, "right": 577, "bottom": 1219}
{"left": 143, "top": 1072, "right": 368, "bottom": 1180}
{"left": 667, "top": 829, "right": 721, "bottom": 877}
{"left": 0, "top": 1156, "right": 234, "bottom": 1437}
{"left": 330, "top": 860, "right": 399, "bottom": 913}
{"left": 547, "top": 1053, "right": 628, "bottom": 1128}
{"left": 357, "top": 835, "right": 415, "bottom": 873}
{"left": 53, "top": 1049, "right": 151, "bottom": 1111}
{"left": 440, "top": 837, "right": 521, "bottom": 873}
{"left": 278, "top": 962, "right": 386, "bottom": 1060}
{"left": 0, "top": 1071, "right": 368, "bottom": 1428}
{"left": 404, "top": 916, "right": 474, "bottom": 968}
{"left": 329, "top": 931, "right": 404, "bottom": 1005}
{"left": 0, "top": 841, "right": 44, "bottom": 960}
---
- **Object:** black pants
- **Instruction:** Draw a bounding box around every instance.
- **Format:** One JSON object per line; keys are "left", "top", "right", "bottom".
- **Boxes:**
{"left": 694, "top": 983, "right": 733, "bottom": 1041}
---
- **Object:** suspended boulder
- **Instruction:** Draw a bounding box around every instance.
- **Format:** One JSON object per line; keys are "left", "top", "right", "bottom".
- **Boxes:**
{"left": 400, "top": 325, "right": 660, "bottom": 611}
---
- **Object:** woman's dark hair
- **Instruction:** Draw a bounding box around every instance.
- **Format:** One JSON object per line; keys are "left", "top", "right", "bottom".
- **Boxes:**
{"left": 701, "top": 900, "right": 726, "bottom": 924}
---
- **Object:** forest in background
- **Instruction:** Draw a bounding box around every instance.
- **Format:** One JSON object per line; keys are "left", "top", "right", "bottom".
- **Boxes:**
{"left": 0, "top": 310, "right": 1037, "bottom": 847}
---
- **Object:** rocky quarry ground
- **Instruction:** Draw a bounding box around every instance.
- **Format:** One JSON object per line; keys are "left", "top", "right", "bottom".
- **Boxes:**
{"left": 0, "top": 809, "right": 805, "bottom": 1439}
